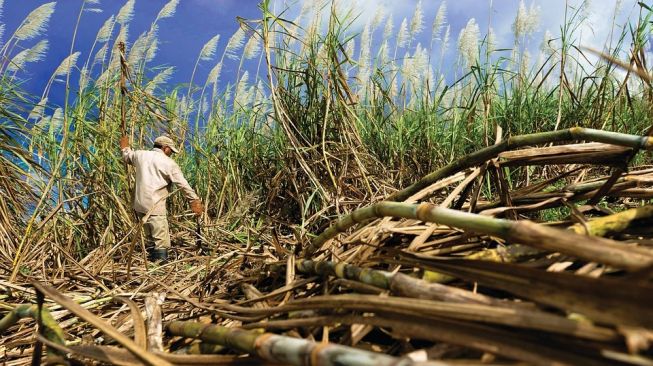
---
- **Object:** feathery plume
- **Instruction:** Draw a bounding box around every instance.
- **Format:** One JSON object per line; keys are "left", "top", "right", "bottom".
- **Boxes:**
{"left": 234, "top": 71, "right": 250, "bottom": 108}
{"left": 93, "top": 43, "right": 108, "bottom": 65}
{"left": 146, "top": 66, "right": 174, "bottom": 93}
{"left": 0, "top": 0, "right": 4, "bottom": 19}
{"left": 507, "top": 47, "right": 518, "bottom": 71}
{"left": 0, "top": 24, "right": 5, "bottom": 46}
{"left": 540, "top": 30, "right": 556, "bottom": 56}
{"left": 487, "top": 27, "right": 496, "bottom": 53}
{"left": 357, "top": 24, "right": 372, "bottom": 85}
{"left": 389, "top": 61, "right": 398, "bottom": 99}
{"left": 512, "top": 0, "right": 540, "bottom": 40}
{"left": 116, "top": 0, "right": 135, "bottom": 25}
{"left": 457, "top": 18, "right": 479, "bottom": 66}
{"left": 78, "top": 66, "right": 90, "bottom": 90}
{"left": 96, "top": 65, "right": 115, "bottom": 85}
{"left": 101, "top": 25, "right": 127, "bottom": 80}
{"left": 397, "top": 18, "right": 409, "bottom": 48}
{"left": 199, "top": 34, "right": 220, "bottom": 61}
{"left": 345, "top": 38, "right": 355, "bottom": 60}
{"left": 410, "top": 1, "right": 424, "bottom": 39}
{"left": 104, "top": 25, "right": 128, "bottom": 74}
{"left": 200, "top": 94, "right": 209, "bottom": 115}
{"left": 300, "top": 16, "right": 320, "bottom": 57}
{"left": 225, "top": 27, "right": 246, "bottom": 60}
{"left": 96, "top": 15, "right": 114, "bottom": 43}
{"left": 297, "top": 0, "right": 312, "bottom": 23}
{"left": 127, "top": 24, "right": 159, "bottom": 66}
{"left": 383, "top": 17, "right": 393, "bottom": 40}
{"left": 243, "top": 34, "right": 260, "bottom": 60}
{"left": 14, "top": 2, "right": 55, "bottom": 41}
{"left": 207, "top": 61, "right": 222, "bottom": 86}
{"left": 36, "top": 115, "right": 51, "bottom": 131}
{"left": 126, "top": 26, "right": 157, "bottom": 65}
{"left": 528, "top": 2, "right": 541, "bottom": 32}
{"left": 414, "top": 43, "right": 428, "bottom": 74}
{"left": 28, "top": 97, "right": 48, "bottom": 120}
{"left": 128, "top": 31, "right": 149, "bottom": 65}
{"left": 85, "top": 0, "right": 101, "bottom": 4}
{"left": 177, "top": 95, "right": 189, "bottom": 117}
{"left": 156, "top": 0, "right": 179, "bottom": 21}
{"left": 378, "top": 40, "right": 389, "bottom": 66}
{"left": 114, "top": 24, "right": 129, "bottom": 50}
{"left": 371, "top": 6, "right": 386, "bottom": 31}
{"left": 7, "top": 39, "right": 49, "bottom": 71}
{"left": 144, "top": 26, "right": 158, "bottom": 62}
{"left": 253, "top": 80, "right": 266, "bottom": 110}
{"left": 442, "top": 24, "right": 450, "bottom": 54}
{"left": 53, "top": 52, "right": 81, "bottom": 77}
{"left": 404, "top": 43, "right": 428, "bottom": 91}
{"left": 520, "top": 49, "right": 531, "bottom": 77}
{"left": 401, "top": 50, "right": 413, "bottom": 85}
{"left": 51, "top": 108, "right": 63, "bottom": 133}
{"left": 513, "top": 1, "right": 527, "bottom": 39}
{"left": 427, "top": 66, "right": 435, "bottom": 89}
{"left": 432, "top": 1, "right": 447, "bottom": 41}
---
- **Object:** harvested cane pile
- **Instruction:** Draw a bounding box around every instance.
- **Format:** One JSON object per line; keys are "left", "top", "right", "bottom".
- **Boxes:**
{"left": 2, "top": 128, "right": 653, "bottom": 365}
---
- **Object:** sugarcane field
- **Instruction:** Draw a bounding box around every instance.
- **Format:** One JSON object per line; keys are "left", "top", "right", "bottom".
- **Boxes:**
{"left": 2, "top": 0, "right": 653, "bottom": 365}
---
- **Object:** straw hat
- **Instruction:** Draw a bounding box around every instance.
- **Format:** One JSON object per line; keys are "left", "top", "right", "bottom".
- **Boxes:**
{"left": 154, "top": 135, "right": 179, "bottom": 153}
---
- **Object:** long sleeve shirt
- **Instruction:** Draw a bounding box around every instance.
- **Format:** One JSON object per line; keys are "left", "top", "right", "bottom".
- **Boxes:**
{"left": 121, "top": 147, "right": 199, "bottom": 216}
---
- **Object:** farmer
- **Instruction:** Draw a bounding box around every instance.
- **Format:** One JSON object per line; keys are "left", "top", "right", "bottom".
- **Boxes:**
{"left": 120, "top": 135, "right": 203, "bottom": 262}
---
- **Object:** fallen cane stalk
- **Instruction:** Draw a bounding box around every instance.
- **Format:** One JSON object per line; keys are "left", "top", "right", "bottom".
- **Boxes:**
{"left": 296, "top": 259, "right": 519, "bottom": 308}
{"left": 0, "top": 304, "right": 67, "bottom": 363}
{"left": 422, "top": 204, "right": 653, "bottom": 282}
{"left": 387, "top": 127, "right": 653, "bottom": 202}
{"left": 166, "top": 321, "right": 430, "bottom": 366}
{"left": 32, "top": 282, "right": 171, "bottom": 366}
{"left": 425, "top": 205, "right": 653, "bottom": 283}
{"left": 304, "top": 202, "right": 653, "bottom": 271}
{"left": 568, "top": 205, "right": 653, "bottom": 236}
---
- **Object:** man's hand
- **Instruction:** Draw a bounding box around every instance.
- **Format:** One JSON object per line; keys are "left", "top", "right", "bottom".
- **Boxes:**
{"left": 190, "top": 199, "right": 204, "bottom": 216}
{"left": 119, "top": 136, "right": 129, "bottom": 149}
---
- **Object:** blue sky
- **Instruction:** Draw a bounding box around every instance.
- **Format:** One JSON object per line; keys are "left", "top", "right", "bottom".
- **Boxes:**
{"left": 3, "top": 1, "right": 261, "bottom": 99}
{"left": 2, "top": 0, "right": 639, "bottom": 106}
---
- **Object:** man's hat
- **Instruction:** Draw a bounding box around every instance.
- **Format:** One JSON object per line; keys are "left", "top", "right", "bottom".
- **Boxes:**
{"left": 154, "top": 135, "right": 179, "bottom": 153}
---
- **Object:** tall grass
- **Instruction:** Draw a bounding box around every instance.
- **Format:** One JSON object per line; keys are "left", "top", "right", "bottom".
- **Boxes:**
{"left": 0, "top": 0, "right": 651, "bottom": 277}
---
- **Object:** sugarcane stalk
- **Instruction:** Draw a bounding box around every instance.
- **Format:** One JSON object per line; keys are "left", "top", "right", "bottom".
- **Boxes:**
{"left": 422, "top": 244, "right": 542, "bottom": 283}
{"left": 270, "top": 294, "right": 618, "bottom": 342}
{"left": 475, "top": 178, "right": 640, "bottom": 213}
{"left": 166, "top": 321, "right": 421, "bottom": 366}
{"left": 401, "top": 256, "right": 653, "bottom": 329}
{"left": 0, "top": 304, "right": 67, "bottom": 362}
{"left": 296, "top": 259, "right": 528, "bottom": 307}
{"left": 242, "top": 314, "right": 612, "bottom": 366}
{"left": 304, "top": 202, "right": 653, "bottom": 271}
{"left": 388, "top": 127, "right": 653, "bottom": 202}
{"left": 426, "top": 206, "right": 653, "bottom": 282}
{"left": 568, "top": 205, "right": 653, "bottom": 236}
{"left": 32, "top": 281, "right": 171, "bottom": 366}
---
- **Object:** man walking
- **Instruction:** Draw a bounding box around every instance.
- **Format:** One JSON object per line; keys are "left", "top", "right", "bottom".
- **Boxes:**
{"left": 120, "top": 135, "right": 203, "bottom": 262}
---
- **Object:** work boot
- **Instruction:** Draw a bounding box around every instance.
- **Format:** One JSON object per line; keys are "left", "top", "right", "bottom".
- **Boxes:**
{"left": 149, "top": 248, "right": 168, "bottom": 263}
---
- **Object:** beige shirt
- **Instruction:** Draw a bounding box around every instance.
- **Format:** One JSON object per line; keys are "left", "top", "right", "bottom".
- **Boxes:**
{"left": 122, "top": 147, "right": 199, "bottom": 216}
